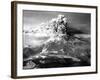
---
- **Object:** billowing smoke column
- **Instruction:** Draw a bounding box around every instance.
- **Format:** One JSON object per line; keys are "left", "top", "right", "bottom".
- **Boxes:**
{"left": 31, "top": 14, "right": 68, "bottom": 37}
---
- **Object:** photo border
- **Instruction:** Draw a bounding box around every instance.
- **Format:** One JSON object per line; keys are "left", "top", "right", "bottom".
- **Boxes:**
{"left": 11, "top": 1, "right": 98, "bottom": 79}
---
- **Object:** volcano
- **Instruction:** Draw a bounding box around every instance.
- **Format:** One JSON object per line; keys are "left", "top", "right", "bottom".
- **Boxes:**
{"left": 23, "top": 15, "right": 91, "bottom": 69}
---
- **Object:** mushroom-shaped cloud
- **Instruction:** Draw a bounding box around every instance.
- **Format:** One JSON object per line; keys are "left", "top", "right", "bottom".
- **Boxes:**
{"left": 57, "top": 14, "right": 65, "bottom": 20}
{"left": 56, "top": 14, "right": 65, "bottom": 23}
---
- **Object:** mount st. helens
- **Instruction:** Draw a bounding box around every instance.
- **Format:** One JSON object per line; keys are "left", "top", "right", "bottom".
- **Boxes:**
{"left": 23, "top": 15, "right": 90, "bottom": 69}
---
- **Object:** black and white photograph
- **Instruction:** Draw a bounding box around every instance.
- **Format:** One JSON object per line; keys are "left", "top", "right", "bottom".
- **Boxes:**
{"left": 23, "top": 11, "right": 91, "bottom": 69}
{"left": 11, "top": 1, "right": 97, "bottom": 78}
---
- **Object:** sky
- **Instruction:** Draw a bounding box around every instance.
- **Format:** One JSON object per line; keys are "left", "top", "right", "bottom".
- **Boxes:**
{"left": 23, "top": 10, "right": 91, "bottom": 47}
{"left": 23, "top": 10, "right": 91, "bottom": 34}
